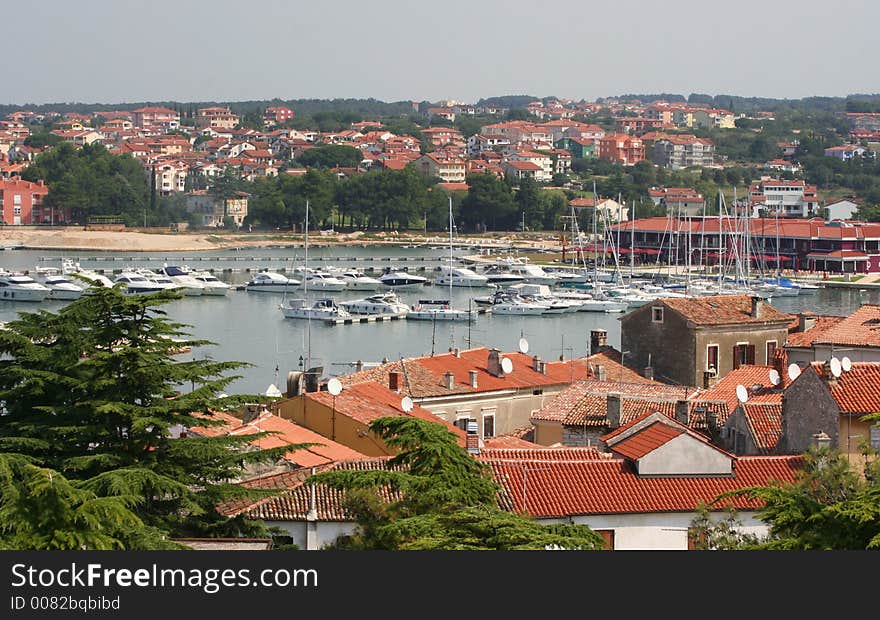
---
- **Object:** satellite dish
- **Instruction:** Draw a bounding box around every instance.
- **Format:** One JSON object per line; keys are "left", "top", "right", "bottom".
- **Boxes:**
{"left": 735, "top": 384, "right": 749, "bottom": 404}
{"left": 518, "top": 337, "right": 529, "bottom": 354}
{"left": 787, "top": 363, "right": 801, "bottom": 381}
{"left": 327, "top": 377, "right": 343, "bottom": 396}
{"left": 842, "top": 356, "right": 852, "bottom": 372}
{"left": 400, "top": 396, "right": 414, "bottom": 412}
{"left": 501, "top": 357, "right": 514, "bottom": 374}
{"left": 830, "top": 357, "right": 842, "bottom": 378}
{"left": 265, "top": 384, "right": 282, "bottom": 398}
{"left": 768, "top": 368, "right": 781, "bottom": 386}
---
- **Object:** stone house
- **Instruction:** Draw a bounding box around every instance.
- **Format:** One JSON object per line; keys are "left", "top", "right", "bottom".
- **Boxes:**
{"left": 620, "top": 295, "right": 792, "bottom": 387}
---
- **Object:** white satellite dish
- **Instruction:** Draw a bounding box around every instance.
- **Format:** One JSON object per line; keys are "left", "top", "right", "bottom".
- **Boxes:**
{"left": 842, "top": 356, "right": 852, "bottom": 372}
{"left": 787, "top": 363, "right": 801, "bottom": 382}
{"left": 327, "top": 377, "right": 343, "bottom": 396}
{"left": 400, "top": 396, "right": 414, "bottom": 413}
{"left": 735, "top": 384, "right": 749, "bottom": 404}
{"left": 265, "top": 384, "right": 282, "bottom": 398}
{"left": 768, "top": 368, "right": 781, "bottom": 386}
{"left": 500, "top": 357, "right": 514, "bottom": 374}
{"left": 830, "top": 357, "right": 842, "bottom": 378}
{"left": 518, "top": 337, "right": 529, "bottom": 354}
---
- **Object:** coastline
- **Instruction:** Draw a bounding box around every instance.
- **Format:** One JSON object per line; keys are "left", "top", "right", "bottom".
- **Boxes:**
{"left": 0, "top": 227, "right": 561, "bottom": 253}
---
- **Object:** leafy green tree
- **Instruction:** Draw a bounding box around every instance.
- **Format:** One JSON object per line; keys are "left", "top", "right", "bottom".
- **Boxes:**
{"left": 0, "top": 453, "right": 154, "bottom": 550}
{"left": 295, "top": 144, "right": 362, "bottom": 169}
{"left": 460, "top": 173, "right": 516, "bottom": 231}
{"left": 515, "top": 175, "right": 543, "bottom": 230}
{"left": 716, "top": 448, "right": 880, "bottom": 550}
{"left": 0, "top": 286, "right": 295, "bottom": 546}
{"left": 23, "top": 132, "right": 62, "bottom": 149}
{"left": 312, "top": 417, "right": 604, "bottom": 550}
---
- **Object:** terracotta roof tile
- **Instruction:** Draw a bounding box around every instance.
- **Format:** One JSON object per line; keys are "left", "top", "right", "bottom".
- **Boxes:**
{"left": 697, "top": 365, "right": 785, "bottom": 423}
{"left": 188, "top": 410, "right": 366, "bottom": 467}
{"left": 741, "top": 403, "right": 783, "bottom": 454}
{"left": 809, "top": 361, "right": 880, "bottom": 414}
{"left": 656, "top": 295, "right": 792, "bottom": 326}
{"left": 785, "top": 315, "right": 846, "bottom": 347}
{"left": 808, "top": 305, "right": 880, "bottom": 347}
{"left": 609, "top": 422, "right": 684, "bottom": 460}
{"left": 486, "top": 455, "right": 803, "bottom": 517}
{"left": 477, "top": 447, "right": 610, "bottom": 461}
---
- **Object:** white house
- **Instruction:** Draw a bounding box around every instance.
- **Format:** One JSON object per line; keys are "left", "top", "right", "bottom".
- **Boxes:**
{"left": 825, "top": 199, "right": 861, "bottom": 221}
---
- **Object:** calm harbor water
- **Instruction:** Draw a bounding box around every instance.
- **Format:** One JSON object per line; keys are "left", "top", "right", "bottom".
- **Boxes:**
{"left": 1, "top": 247, "right": 876, "bottom": 396}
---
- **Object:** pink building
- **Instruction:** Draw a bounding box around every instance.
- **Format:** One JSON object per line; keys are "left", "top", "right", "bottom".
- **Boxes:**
{"left": 0, "top": 176, "right": 49, "bottom": 225}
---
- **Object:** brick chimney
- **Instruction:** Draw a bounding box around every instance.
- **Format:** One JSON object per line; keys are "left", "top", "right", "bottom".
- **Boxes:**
{"left": 487, "top": 348, "right": 503, "bottom": 377}
{"left": 751, "top": 296, "right": 763, "bottom": 318}
{"left": 772, "top": 349, "right": 787, "bottom": 383}
{"left": 443, "top": 371, "right": 455, "bottom": 390}
{"left": 468, "top": 370, "right": 478, "bottom": 389}
{"left": 606, "top": 393, "right": 621, "bottom": 429}
{"left": 590, "top": 329, "right": 608, "bottom": 355}
{"left": 388, "top": 371, "right": 401, "bottom": 392}
{"left": 675, "top": 400, "right": 690, "bottom": 426}
{"left": 797, "top": 312, "right": 816, "bottom": 333}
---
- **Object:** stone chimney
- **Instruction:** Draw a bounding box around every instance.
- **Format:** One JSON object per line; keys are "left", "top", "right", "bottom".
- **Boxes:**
{"left": 590, "top": 329, "right": 608, "bottom": 356}
{"left": 797, "top": 312, "right": 816, "bottom": 333}
{"left": 532, "top": 354, "right": 542, "bottom": 372}
{"left": 355, "top": 360, "right": 364, "bottom": 372}
{"left": 595, "top": 364, "right": 607, "bottom": 382}
{"left": 389, "top": 371, "right": 401, "bottom": 392}
{"left": 751, "top": 296, "right": 763, "bottom": 318}
{"left": 675, "top": 400, "right": 690, "bottom": 426}
{"left": 606, "top": 393, "right": 621, "bottom": 429}
{"left": 644, "top": 366, "right": 654, "bottom": 381}
{"left": 703, "top": 370, "right": 714, "bottom": 389}
{"left": 706, "top": 409, "right": 718, "bottom": 433}
{"left": 821, "top": 360, "right": 838, "bottom": 387}
{"left": 539, "top": 361, "right": 547, "bottom": 375}
{"left": 812, "top": 431, "right": 831, "bottom": 451}
{"left": 453, "top": 347, "right": 461, "bottom": 358}
{"left": 443, "top": 371, "right": 455, "bottom": 390}
{"left": 468, "top": 370, "right": 478, "bottom": 389}
{"left": 487, "top": 348, "right": 503, "bottom": 377}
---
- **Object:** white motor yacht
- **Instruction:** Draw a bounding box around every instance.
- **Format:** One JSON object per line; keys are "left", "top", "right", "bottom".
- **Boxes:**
{"left": 60, "top": 259, "right": 114, "bottom": 291}
{"left": 245, "top": 271, "right": 301, "bottom": 293}
{"left": 488, "top": 293, "right": 549, "bottom": 315}
{"left": 190, "top": 271, "right": 231, "bottom": 296}
{"left": 339, "top": 269, "right": 382, "bottom": 291}
{"left": 0, "top": 270, "right": 51, "bottom": 302}
{"left": 379, "top": 271, "right": 428, "bottom": 290}
{"left": 281, "top": 297, "right": 351, "bottom": 320}
{"left": 113, "top": 272, "right": 168, "bottom": 295}
{"left": 299, "top": 271, "right": 347, "bottom": 292}
{"left": 434, "top": 266, "right": 490, "bottom": 288}
{"left": 406, "top": 300, "right": 475, "bottom": 321}
{"left": 505, "top": 263, "right": 559, "bottom": 286}
{"left": 482, "top": 265, "right": 525, "bottom": 286}
{"left": 42, "top": 274, "right": 85, "bottom": 300}
{"left": 157, "top": 265, "right": 206, "bottom": 296}
{"left": 340, "top": 292, "right": 410, "bottom": 317}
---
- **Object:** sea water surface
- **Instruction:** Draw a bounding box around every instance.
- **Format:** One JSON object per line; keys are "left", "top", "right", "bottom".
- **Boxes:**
{"left": 0, "top": 247, "right": 874, "bottom": 396}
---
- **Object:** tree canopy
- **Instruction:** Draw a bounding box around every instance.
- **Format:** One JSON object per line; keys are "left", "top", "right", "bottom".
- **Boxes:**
{"left": 0, "top": 285, "right": 293, "bottom": 548}
{"left": 311, "top": 417, "right": 605, "bottom": 550}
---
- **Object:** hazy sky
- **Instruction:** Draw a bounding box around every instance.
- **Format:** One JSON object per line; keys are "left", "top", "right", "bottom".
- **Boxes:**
{"left": 7, "top": 0, "right": 878, "bottom": 105}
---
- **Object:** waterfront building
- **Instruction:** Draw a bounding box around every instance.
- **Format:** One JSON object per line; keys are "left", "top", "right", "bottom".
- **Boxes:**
{"left": 0, "top": 176, "right": 49, "bottom": 225}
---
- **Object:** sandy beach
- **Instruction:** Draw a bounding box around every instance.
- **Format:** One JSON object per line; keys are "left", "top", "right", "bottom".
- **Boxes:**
{"left": 0, "top": 227, "right": 561, "bottom": 253}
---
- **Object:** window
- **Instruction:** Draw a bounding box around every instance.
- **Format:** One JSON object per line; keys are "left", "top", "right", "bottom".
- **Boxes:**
{"left": 766, "top": 340, "right": 777, "bottom": 364}
{"left": 482, "top": 414, "right": 495, "bottom": 438}
{"left": 871, "top": 424, "right": 880, "bottom": 451}
{"left": 651, "top": 306, "right": 664, "bottom": 323}
{"left": 455, "top": 415, "right": 475, "bottom": 432}
{"left": 707, "top": 345, "right": 719, "bottom": 372}
{"left": 733, "top": 343, "right": 755, "bottom": 369}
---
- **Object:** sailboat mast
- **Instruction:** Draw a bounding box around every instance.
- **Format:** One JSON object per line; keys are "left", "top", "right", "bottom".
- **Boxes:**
{"left": 629, "top": 197, "right": 634, "bottom": 279}
{"left": 305, "top": 199, "right": 311, "bottom": 368}
{"left": 449, "top": 196, "right": 453, "bottom": 302}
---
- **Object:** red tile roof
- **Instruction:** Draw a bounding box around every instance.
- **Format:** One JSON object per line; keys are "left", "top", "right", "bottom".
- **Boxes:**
{"left": 651, "top": 294, "right": 792, "bottom": 326}
{"left": 785, "top": 315, "right": 846, "bottom": 347}
{"left": 810, "top": 361, "right": 880, "bottom": 415}
{"left": 697, "top": 365, "right": 784, "bottom": 423}
{"left": 188, "top": 410, "right": 366, "bottom": 468}
{"left": 741, "top": 403, "right": 783, "bottom": 454}
{"left": 609, "top": 422, "right": 685, "bottom": 460}
{"left": 219, "top": 458, "right": 398, "bottom": 521}
{"left": 806, "top": 305, "right": 880, "bottom": 347}
{"left": 339, "top": 348, "right": 591, "bottom": 398}
{"left": 486, "top": 455, "right": 803, "bottom": 517}
{"left": 305, "top": 380, "right": 465, "bottom": 441}
{"left": 477, "top": 447, "right": 610, "bottom": 461}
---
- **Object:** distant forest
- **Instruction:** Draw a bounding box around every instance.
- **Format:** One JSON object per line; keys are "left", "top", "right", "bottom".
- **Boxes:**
{"left": 2, "top": 93, "right": 880, "bottom": 119}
